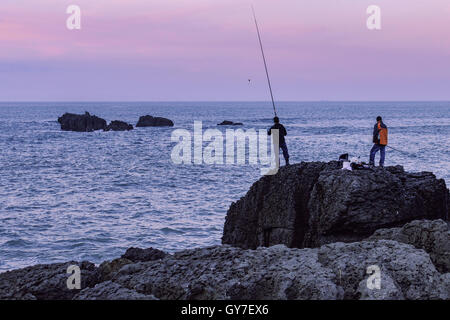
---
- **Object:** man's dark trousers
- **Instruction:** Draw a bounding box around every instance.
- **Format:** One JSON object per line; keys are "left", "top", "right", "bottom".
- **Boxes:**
{"left": 370, "top": 144, "right": 385, "bottom": 166}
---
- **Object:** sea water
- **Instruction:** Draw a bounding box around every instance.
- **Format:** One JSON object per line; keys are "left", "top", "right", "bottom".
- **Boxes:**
{"left": 0, "top": 101, "right": 449, "bottom": 271}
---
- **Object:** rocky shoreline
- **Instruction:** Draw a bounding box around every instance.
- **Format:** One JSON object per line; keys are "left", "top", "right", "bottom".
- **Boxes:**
{"left": 1, "top": 162, "right": 448, "bottom": 300}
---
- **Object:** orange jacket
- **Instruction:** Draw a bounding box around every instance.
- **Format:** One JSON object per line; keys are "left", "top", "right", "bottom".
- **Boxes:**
{"left": 377, "top": 121, "right": 388, "bottom": 146}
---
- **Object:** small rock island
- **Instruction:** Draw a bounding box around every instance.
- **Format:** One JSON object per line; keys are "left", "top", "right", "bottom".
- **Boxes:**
{"left": 136, "top": 115, "right": 174, "bottom": 127}
{"left": 217, "top": 120, "right": 243, "bottom": 126}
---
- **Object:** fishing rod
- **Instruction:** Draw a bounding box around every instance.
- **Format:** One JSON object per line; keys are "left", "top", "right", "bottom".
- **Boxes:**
{"left": 386, "top": 145, "right": 417, "bottom": 157}
{"left": 251, "top": 5, "right": 277, "bottom": 117}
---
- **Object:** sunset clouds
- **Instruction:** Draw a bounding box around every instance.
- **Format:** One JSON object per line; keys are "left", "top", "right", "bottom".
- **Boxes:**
{"left": 1, "top": 0, "right": 449, "bottom": 100}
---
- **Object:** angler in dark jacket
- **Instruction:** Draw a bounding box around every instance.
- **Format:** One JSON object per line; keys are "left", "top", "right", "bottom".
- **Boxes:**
{"left": 369, "top": 116, "right": 388, "bottom": 167}
{"left": 268, "top": 116, "right": 289, "bottom": 165}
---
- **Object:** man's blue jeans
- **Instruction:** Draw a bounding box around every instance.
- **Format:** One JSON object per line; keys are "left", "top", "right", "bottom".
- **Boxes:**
{"left": 370, "top": 144, "right": 385, "bottom": 166}
{"left": 280, "top": 141, "right": 289, "bottom": 164}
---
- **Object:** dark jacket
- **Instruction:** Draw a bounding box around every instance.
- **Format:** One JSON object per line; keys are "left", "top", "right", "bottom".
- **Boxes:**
{"left": 373, "top": 121, "right": 388, "bottom": 145}
{"left": 268, "top": 123, "right": 287, "bottom": 145}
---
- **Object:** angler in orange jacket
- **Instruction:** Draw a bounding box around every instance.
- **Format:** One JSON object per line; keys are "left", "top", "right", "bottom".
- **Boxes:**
{"left": 369, "top": 116, "right": 388, "bottom": 167}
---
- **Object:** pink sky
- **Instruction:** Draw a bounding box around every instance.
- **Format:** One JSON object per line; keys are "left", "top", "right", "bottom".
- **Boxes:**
{"left": 0, "top": 0, "right": 449, "bottom": 101}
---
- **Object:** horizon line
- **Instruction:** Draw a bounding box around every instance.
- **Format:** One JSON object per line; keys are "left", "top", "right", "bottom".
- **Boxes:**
{"left": 1, "top": 100, "right": 450, "bottom": 103}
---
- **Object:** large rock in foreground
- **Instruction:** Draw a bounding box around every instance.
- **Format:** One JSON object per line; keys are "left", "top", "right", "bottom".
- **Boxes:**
{"left": 367, "top": 219, "right": 450, "bottom": 273}
{"left": 1, "top": 239, "right": 448, "bottom": 300}
{"left": 58, "top": 112, "right": 107, "bottom": 132}
{"left": 73, "top": 281, "right": 157, "bottom": 300}
{"left": 97, "top": 247, "right": 167, "bottom": 282}
{"left": 222, "top": 161, "right": 449, "bottom": 249}
{"left": 99, "top": 241, "right": 449, "bottom": 300}
{"left": 121, "top": 247, "right": 167, "bottom": 262}
{"left": 0, "top": 261, "right": 100, "bottom": 300}
{"left": 136, "top": 115, "right": 174, "bottom": 127}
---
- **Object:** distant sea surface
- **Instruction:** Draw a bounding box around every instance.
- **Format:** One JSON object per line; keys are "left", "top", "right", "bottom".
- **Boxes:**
{"left": 0, "top": 101, "right": 449, "bottom": 271}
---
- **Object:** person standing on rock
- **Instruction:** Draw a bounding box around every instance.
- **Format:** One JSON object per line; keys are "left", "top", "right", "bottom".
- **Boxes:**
{"left": 268, "top": 116, "right": 289, "bottom": 166}
{"left": 369, "top": 116, "right": 388, "bottom": 167}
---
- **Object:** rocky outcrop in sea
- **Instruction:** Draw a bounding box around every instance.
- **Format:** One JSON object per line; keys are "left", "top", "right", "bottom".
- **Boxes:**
{"left": 58, "top": 112, "right": 107, "bottom": 132}
{"left": 57, "top": 113, "right": 172, "bottom": 131}
{"left": 222, "top": 161, "right": 448, "bottom": 249}
{"left": 217, "top": 120, "right": 243, "bottom": 126}
{"left": 0, "top": 162, "right": 448, "bottom": 300}
{"left": 136, "top": 115, "right": 174, "bottom": 127}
